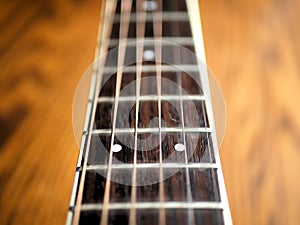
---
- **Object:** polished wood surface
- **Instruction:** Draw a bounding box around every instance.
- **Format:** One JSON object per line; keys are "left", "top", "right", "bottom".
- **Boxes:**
{"left": 0, "top": 0, "right": 299, "bottom": 225}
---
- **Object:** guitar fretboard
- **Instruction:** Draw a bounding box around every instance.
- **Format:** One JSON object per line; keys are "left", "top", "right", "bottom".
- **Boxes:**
{"left": 67, "top": 0, "right": 232, "bottom": 225}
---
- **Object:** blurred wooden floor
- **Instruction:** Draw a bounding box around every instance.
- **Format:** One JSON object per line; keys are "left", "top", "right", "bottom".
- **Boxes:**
{"left": 0, "top": 0, "right": 300, "bottom": 225}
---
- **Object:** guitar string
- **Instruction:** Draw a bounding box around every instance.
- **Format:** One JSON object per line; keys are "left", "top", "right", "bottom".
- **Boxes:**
{"left": 71, "top": 0, "right": 117, "bottom": 224}
{"left": 173, "top": 0, "right": 195, "bottom": 223}
{"left": 152, "top": 0, "right": 167, "bottom": 224}
{"left": 100, "top": 1, "right": 133, "bottom": 224}
{"left": 128, "top": 0, "right": 146, "bottom": 224}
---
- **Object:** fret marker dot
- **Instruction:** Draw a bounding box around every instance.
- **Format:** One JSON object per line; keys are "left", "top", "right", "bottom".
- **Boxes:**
{"left": 112, "top": 144, "right": 122, "bottom": 153}
{"left": 143, "top": 1, "right": 157, "bottom": 11}
{"left": 175, "top": 143, "right": 185, "bottom": 152}
{"left": 143, "top": 50, "right": 155, "bottom": 61}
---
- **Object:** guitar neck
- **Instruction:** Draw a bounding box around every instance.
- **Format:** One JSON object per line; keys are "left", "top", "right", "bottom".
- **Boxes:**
{"left": 67, "top": 0, "right": 232, "bottom": 225}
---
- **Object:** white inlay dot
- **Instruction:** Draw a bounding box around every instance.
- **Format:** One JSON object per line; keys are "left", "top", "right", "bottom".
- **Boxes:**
{"left": 142, "top": 1, "right": 157, "bottom": 11}
{"left": 174, "top": 143, "right": 185, "bottom": 152}
{"left": 112, "top": 144, "right": 122, "bottom": 153}
{"left": 143, "top": 50, "right": 155, "bottom": 61}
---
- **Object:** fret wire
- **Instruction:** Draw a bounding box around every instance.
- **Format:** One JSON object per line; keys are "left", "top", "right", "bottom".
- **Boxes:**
{"left": 174, "top": 1, "right": 195, "bottom": 223}
{"left": 97, "top": 95, "right": 206, "bottom": 103}
{"left": 152, "top": 0, "right": 166, "bottom": 224}
{"left": 100, "top": 1, "right": 133, "bottom": 225}
{"left": 71, "top": 1, "right": 117, "bottom": 224}
{"left": 81, "top": 202, "right": 224, "bottom": 211}
{"left": 129, "top": 1, "right": 147, "bottom": 224}
{"left": 91, "top": 127, "right": 213, "bottom": 134}
{"left": 86, "top": 163, "right": 219, "bottom": 170}
{"left": 107, "top": 37, "right": 194, "bottom": 47}
{"left": 110, "top": 12, "right": 189, "bottom": 23}
{"left": 103, "top": 64, "right": 200, "bottom": 74}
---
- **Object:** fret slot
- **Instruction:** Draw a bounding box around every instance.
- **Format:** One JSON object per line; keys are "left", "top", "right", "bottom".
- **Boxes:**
{"left": 183, "top": 100, "right": 209, "bottom": 128}
{"left": 186, "top": 133, "right": 215, "bottom": 163}
{"left": 94, "top": 102, "right": 114, "bottom": 129}
{"left": 79, "top": 210, "right": 101, "bottom": 225}
{"left": 109, "top": 169, "right": 132, "bottom": 202}
{"left": 82, "top": 170, "right": 107, "bottom": 204}
{"left": 108, "top": 209, "right": 129, "bottom": 225}
{"left": 189, "top": 168, "right": 221, "bottom": 202}
{"left": 161, "top": 132, "right": 185, "bottom": 163}
{"left": 88, "top": 134, "right": 111, "bottom": 165}
{"left": 112, "top": 134, "right": 134, "bottom": 164}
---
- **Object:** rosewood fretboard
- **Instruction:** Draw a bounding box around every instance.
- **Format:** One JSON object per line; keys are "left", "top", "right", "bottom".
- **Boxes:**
{"left": 67, "top": 0, "right": 232, "bottom": 225}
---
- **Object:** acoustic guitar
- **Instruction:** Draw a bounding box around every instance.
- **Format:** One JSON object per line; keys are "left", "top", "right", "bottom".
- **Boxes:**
{"left": 67, "top": 0, "right": 232, "bottom": 224}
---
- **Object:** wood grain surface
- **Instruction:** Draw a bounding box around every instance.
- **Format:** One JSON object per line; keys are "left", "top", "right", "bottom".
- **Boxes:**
{"left": 0, "top": 0, "right": 299, "bottom": 225}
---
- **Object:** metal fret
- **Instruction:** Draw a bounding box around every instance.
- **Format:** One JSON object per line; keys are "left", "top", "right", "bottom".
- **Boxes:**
{"left": 86, "top": 163, "right": 218, "bottom": 170}
{"left": 97, "top": 95, "right": 206, "bottom": 103}
{"left": 108, "top": 37, "right": 194, "bottom": 47}
{"left": 81, "top": 202, "right": 224, "bottom": 211}
{"left": 112, "top": 12, "right": 189, "bottom": 22}
{"left": 91, "top": 127, "right": 212, "bottom": 134}
{"left": 103, "top": 64, "right": 200, "bottom": 74}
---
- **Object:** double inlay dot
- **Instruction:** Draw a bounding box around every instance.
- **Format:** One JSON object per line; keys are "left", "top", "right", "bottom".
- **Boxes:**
{"left": 112, "top": 143, "right": 186, "bottom": 152}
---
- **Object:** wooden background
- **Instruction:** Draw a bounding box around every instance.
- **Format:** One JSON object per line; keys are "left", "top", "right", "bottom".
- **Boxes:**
{"left": 0, "top": 0, "right": 300, "bottom": 225}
